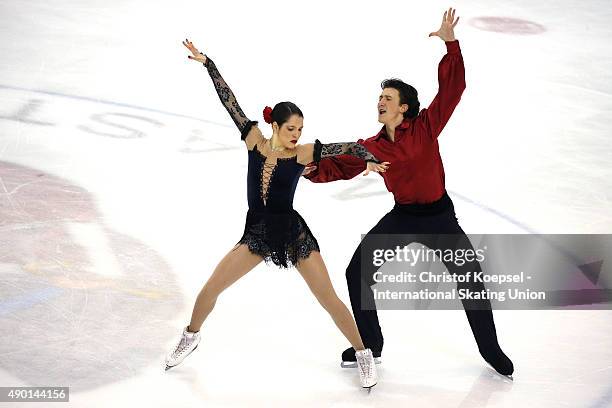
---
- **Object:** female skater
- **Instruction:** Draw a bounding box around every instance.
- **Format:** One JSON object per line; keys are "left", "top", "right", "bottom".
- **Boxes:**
{"left": 164, "top": 39, "right": 390, "bottom": 389}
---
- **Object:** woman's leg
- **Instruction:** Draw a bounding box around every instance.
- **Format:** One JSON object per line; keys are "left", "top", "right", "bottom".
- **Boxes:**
{"left": 188, "top": 244, "right": 263, "bottom": 332}
{"left": 295, "top": 250, "right": 365, "bottom": 350}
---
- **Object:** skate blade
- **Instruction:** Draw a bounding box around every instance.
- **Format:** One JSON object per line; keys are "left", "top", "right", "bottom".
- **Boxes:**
{"left": 363, "top": 383, "right": 377, "bottom": 393}
{"left": 341, "top": 357, "right": 381, "bottom": 369}
{"left": 495, "top": 373, "right": 514, "bottom": 383}
{"left": 486, "top": 364, "right": 514, "bottom": 382}
{"left": 164, "top": 344, "right": 199, "bottom": 372}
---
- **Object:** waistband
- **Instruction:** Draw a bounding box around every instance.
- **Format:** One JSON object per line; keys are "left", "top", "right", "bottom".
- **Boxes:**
{"left": 247, "top": 207, "right": 296, "bottom": 215}
{"left": 393, "top": 191, "right": 453, "bottom": 215}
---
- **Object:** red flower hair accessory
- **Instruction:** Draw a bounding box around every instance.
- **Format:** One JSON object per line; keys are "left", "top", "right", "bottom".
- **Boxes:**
{"left": 263, "top": 106, "right": 273, "bottom": 124}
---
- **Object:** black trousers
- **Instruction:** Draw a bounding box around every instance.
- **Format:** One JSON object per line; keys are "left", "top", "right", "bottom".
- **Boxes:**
{"left": 346, "top": 192, "right": 504, "bottom": 360}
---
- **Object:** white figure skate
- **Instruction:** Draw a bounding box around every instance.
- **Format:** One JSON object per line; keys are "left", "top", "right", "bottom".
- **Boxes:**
{"left": 164, "top": 326, "right": 201, "bottom": 371}
{"left": 355, "top": 348, "right": 378, "bottom": 390}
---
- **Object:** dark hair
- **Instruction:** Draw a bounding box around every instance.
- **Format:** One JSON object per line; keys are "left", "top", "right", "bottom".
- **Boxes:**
{"left": 380, "top": 78, "right": 420, "bottom": 119}
{"left": 271, "top": 101, "right": 303, "bottom": 128}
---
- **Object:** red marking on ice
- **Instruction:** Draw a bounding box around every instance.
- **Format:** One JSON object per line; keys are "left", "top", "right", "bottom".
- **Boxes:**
{"left": 469, "top": 17, "right": 546, "bottom": 35}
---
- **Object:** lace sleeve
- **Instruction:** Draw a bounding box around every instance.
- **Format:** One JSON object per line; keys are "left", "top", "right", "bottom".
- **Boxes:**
{"left": 203, "top": 55, "right": 258, "bottom": 140}
{"left": 312, "top": 140, "right": 380, "bottom": 164}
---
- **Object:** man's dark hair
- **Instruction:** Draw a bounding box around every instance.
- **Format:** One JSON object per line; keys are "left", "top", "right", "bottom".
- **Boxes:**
{"left": 381, "top": 78, "right": 420, "bottom": 119}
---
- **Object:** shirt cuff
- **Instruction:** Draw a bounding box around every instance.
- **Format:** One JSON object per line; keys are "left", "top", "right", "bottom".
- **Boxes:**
{"left": 312, "top": 139, "right": 323, "bottom": 163}
{"left": 445, "top": 40, "right": 461, "bottom": 54}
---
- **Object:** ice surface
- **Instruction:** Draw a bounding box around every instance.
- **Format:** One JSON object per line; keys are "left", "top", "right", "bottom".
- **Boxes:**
{"left": 1, "top": 1, "right": 611, "bottom": 407}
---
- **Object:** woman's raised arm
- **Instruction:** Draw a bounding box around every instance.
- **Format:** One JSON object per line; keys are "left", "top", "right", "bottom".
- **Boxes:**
{"left": 183, "top": 38, "right": 263, "bottom": 147}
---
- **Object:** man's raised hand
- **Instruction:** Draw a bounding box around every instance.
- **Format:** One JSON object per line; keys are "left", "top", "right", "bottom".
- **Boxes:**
{"left": 429, "top": 8, "right": 459, "bottom": 42}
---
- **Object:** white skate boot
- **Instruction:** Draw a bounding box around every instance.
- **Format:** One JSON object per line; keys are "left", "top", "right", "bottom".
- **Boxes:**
{"left": 355, "top": 348, "right": 378, "bottom": 390}
{"left": 164, "top": 326, "right": 201, "bottom": 371}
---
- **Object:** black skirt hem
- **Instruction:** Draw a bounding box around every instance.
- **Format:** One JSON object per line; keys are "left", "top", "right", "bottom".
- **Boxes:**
{"left": 236, "top": 209, "right": 320, "bottom": 269}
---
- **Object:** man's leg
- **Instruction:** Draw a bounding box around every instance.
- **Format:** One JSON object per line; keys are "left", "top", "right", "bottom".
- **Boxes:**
{"left": 424, "top": 208, "right": 514, "bottom": 376}
{"left": 341, "top": 209, "right": 400, "bottom": 365}
{"left": 345, "top": 239, "right": 384, "bottom": 352}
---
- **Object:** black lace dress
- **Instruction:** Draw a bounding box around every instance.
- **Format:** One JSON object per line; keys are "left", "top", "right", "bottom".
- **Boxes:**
{"left": 203, "top": 56, "right": 380, "bottom": 268}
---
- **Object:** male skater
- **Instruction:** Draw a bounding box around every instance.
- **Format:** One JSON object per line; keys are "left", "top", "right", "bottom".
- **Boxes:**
{"left": 304, "top": 8, "right": 514, "bottom": 377}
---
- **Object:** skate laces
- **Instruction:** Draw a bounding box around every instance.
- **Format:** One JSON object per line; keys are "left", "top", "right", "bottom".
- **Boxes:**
{"left": 173, "top": 331, "right": 192, "bottom": 357}
{"left": 357, "top": 350, "right": 372, "bottom": 378}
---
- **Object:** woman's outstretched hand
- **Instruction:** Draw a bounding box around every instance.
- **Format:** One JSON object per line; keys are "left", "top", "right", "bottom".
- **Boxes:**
{"left": 428, "top": 7, "right": 459, "bottom": 41}
{"left": 183, "top": 38, "right": 207, "bottom": 64}
{"left": 363, "top": 161, "right": 390, "bottom": 176}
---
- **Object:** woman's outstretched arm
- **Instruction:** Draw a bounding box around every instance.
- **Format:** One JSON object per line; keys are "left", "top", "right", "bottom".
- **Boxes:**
{"left": 183, "top": 38, "right": 263, "bottom": 147}
{"left": 297, "top": 141, "right": 389, "bottom": 176}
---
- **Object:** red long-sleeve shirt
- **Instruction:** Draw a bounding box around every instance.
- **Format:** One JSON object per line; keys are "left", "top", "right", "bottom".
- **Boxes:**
{"left": 306, "top": 40, "right": 466, "bottom": 204}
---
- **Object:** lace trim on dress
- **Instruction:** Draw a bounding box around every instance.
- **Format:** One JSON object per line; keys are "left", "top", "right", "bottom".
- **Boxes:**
{"left": 237, "top": 211, "right": 320, "bottom": 269}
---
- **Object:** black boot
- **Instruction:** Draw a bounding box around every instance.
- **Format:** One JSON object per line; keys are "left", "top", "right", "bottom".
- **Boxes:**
{"left": 466, "top": 309, "right": 514, "bottom": 376}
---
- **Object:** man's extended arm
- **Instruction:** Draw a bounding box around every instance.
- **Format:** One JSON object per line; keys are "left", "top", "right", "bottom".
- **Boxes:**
{"left": 419, "top": 8, "right": 466, "bottom": 139}
{"left": 415, "top": 40, "right": 466, "bottom": 140}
